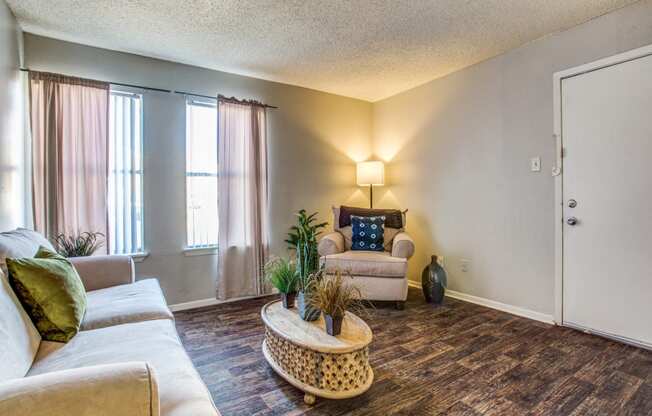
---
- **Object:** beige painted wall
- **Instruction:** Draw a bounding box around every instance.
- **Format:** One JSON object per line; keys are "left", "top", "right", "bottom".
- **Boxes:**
{"left": 24, "top": 34, "right": 373, "bottom": 304}
{"left": 0, "top": 2, "right": 28, "bottom": 231}
{"left": 20, "top": 0, "right": 652, "bottom": 311}
{"left": 372, "top": 0, "right": 652, "bottom": 316}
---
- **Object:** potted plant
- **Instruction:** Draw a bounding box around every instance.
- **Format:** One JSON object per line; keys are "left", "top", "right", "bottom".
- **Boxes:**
{"left": 296, "top": 269, "right": 322, "bottom": 321}
{"left": 264, "top": 257, "right": 298, "bottom": 308}
{"left": 286, "top": 210, "right": 327, "bottom": 321}
{"left": 54, "top": 231, "right": 105, "bottom": 257}
{"left": 310, "top": 269, "right": 361, "bottom": 336}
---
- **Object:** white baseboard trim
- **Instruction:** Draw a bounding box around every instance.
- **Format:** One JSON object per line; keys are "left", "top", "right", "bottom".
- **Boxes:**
{"left": 169, "top": 293, "right": 273, "bottom": 312}
{"left": 169, "top": 298, "right": 221, "bottom": 312}
{"left": 407, "top": 280, "right": 554, "bottom": 325}
{"left": 407, "top": 280, "right": 422, "bottom": 290}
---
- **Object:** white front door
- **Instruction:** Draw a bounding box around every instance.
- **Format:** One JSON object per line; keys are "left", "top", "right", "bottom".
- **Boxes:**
{"left": 561, "top": 53, "right": 652, "bottom": 347}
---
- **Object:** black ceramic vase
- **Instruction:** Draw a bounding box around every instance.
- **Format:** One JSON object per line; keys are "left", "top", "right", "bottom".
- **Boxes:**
{"left": 280, "top": 292, "right": 296, "bottom": 309}
{"left": 297, "top": 291, "right": 321, "bottom": 321}
{"left": 422, "top": 255, "right": 447, "bottom": 305}
{"left": 324, "top": 314, "right": 343, "bottom": 336}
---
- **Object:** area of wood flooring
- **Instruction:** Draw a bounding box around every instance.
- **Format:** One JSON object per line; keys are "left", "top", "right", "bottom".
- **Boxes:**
{"left": 175, "top": 288, "right": 652, "bottom": 416}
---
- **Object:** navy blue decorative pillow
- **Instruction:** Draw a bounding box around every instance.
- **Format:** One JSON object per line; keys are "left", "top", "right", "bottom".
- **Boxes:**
{"left": 351, "top": 215, "right": 385, "bottom": 252}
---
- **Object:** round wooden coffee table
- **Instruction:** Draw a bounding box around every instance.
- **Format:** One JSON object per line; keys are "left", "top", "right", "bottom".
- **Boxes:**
{"left": 261, "top": 300, "right": 373, "bottom": 405}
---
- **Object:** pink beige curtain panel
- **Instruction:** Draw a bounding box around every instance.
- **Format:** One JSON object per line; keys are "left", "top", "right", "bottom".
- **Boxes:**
{"left": 217, "top": 100, "right": 269, "bottom": 299}
{"left": 29, "top": 71, "right": 109, "bottom": 251}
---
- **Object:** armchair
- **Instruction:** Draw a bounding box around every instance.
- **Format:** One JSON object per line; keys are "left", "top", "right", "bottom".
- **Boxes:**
{"left": 318, "top": 206, "right": 415, "bottom": 309}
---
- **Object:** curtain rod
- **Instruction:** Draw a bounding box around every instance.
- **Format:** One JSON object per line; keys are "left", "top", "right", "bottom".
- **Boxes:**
{"left": 175, "top": 90, "right": 277, "bottom": 109}
{"left": 218, "top": 94, "right": 277, "bottom": 109}
{"left": 20, "top": 68, "right": 278, "bottom": 108}
{"left": 20, "top": 68, "right": 172, "bottom": 93}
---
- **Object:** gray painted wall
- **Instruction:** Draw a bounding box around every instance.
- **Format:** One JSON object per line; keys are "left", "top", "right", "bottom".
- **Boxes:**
{"left": 372, "top": 0, "right": 652, "bottom": 316}
{"left": 0, "top": 2, "right": 27, "bottom": 231}
{"left": 24, "top": 34, "right": 373, "bottom": 304}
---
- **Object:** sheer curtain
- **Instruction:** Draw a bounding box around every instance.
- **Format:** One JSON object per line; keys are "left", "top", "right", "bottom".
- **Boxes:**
{"left": 217, "top": 99, "right": 269, "bottom": 299}
{"left": 29, "top": 71, "right": 109, "bottom": 250}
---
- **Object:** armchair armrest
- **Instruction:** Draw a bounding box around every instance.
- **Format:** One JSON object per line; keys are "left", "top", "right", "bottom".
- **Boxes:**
{"left": 69, "top": 255, "right": 135, "bottom": 291}
{"left": 392, "top": 232, "right": 415, "bottom": 259}
{"left": 318, "top": 232, "right": 345, "bottom": 256}
{"left": 0, "top": 362, "right": 159, "bottom": 416}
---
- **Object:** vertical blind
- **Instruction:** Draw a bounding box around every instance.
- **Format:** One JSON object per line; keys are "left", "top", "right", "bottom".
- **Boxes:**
{"left": 186, "top": 98, "right": 219, "bottom": 248}
{"left": 108, "top": 90, "right": 144, "bottom": 254}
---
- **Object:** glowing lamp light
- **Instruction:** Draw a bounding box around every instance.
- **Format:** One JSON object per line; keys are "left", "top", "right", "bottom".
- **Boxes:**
{"left": 356, "top": 161, "right": 384, "bottom": 208}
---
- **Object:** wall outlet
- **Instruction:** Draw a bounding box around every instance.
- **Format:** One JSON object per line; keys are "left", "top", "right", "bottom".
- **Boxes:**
{"left": 530, "top": 156, "right": 541, "bottom": 172}
{"left": 460, "top": 258, "right": 471, "bottom": 273}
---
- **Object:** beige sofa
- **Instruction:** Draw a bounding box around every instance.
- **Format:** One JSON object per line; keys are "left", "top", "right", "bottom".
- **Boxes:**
{"left": 0, "top": 228, "right": 219, "bottom": 416}
{"left": 318, "top": 207, "right": 415, "bottom": 308}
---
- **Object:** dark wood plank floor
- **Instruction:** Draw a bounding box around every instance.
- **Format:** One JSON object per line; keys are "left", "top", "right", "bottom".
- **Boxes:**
{"left": 175, "top": 288, "right": 652, "bottom": 416}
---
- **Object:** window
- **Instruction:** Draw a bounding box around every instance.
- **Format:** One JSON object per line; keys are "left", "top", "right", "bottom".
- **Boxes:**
{"left": 108, "top": 89, "right": 144, "bottom": 254}
{"left": 185, "top": 97, "right": 218, "bottom": 248}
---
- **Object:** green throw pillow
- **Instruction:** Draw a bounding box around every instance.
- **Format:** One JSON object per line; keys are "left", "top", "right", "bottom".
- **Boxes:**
{"left": 6, "top": 246, "right": 87, "bottom": 342}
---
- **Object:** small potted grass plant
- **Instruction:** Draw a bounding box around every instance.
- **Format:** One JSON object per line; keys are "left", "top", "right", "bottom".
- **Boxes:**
{"left": 310, "top": 269, "right": 361, "bottom": 336}
{"left": 265, "top": 257, "right": 298, "bottom": 308}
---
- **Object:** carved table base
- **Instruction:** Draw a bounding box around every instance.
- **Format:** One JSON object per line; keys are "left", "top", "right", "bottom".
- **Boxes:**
{"left": 262, "top": 332, "right": 373, "bottom": 404}
{"left": 261, "top": 301, "right": 374, "bottom": 405}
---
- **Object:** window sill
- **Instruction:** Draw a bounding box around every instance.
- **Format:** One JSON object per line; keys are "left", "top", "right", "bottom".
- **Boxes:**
{"left": 183, "top": 246, "right": 218, "bottom": 257}
{"left": 127, "top": 252, "right": 149, "bottom": 263}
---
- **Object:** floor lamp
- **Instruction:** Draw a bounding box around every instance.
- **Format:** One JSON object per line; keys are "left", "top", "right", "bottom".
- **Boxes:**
{"left": 356, "top": 161, "right": 385, "bottom": 209}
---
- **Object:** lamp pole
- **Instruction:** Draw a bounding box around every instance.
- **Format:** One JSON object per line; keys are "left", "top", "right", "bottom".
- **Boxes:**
{"left": 369, "top": 184, "right": 374, "bottom": 209}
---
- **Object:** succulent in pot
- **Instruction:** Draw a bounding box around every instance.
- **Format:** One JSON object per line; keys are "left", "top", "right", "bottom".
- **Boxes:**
{"left": 296, "top": 273, "right": 321, "bottom": 321}
{"left": 309, "top": 269, "right": 361, "bottom": 336}
{"left": 264, "top": 257, "right": 298, "bottom": 308}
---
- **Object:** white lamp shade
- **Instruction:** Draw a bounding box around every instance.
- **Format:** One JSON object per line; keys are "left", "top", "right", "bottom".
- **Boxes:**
{"left": 356, "top": 161, "right": 385, "bottom": 186}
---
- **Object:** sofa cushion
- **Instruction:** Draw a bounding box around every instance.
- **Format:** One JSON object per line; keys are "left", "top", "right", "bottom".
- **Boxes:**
{"left": 0, "top": 270, "right": 41, "bottom": 382}
{"left": 340, "top": 226, "right": 353, "bottom": 250}
{"left": 7, "top": 247, "right": 87, "bottom": 343}
{"left": 28, "top": 319, "right": 219, "bottom": 416}
{"left": 0, "top": 228, "right": 55, "bottom": 275}
{"left": 382, "top": 227, "right": 402, "bottom": 251}
{"left": 82, "top": 278, "right": 173, "bottom": 330}
{"left": 0, "top": 362, "right": 159, "bottom": 416}
{"left": 321, "top": 251, "right": 407, "bottom": 278}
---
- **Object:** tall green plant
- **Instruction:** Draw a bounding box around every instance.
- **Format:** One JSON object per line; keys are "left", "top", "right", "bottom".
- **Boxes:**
{"left": 285, "top": 210, "right": 327, "bottom": 291}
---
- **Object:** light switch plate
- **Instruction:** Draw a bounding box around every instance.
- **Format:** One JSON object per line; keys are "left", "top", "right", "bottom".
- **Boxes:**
{"left": 530, "top": 157, "right": 541, "bottom": 172}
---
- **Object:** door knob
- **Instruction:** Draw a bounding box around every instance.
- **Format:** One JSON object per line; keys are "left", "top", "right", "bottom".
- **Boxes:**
{"left": 566, "top": 217, "right": 578, "bottom": 226}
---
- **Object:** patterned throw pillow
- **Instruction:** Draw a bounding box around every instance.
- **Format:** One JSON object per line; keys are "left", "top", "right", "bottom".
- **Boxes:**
{"left": 351, "top": 215, "right": 385, "bottom": 252}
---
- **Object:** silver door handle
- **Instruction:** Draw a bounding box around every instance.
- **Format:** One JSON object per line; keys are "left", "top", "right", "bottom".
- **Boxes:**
{"left": 567, "top": 217, "right": 578, "bottom": 226}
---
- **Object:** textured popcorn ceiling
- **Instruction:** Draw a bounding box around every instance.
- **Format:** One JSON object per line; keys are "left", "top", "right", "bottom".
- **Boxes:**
{"left": 8, "top": 0, "right": 638, "bottom": 101}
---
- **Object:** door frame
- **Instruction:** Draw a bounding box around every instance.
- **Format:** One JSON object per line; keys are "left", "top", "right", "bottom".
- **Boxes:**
{"left": 553, "top": 44, "right": 652, "bottom": 325}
